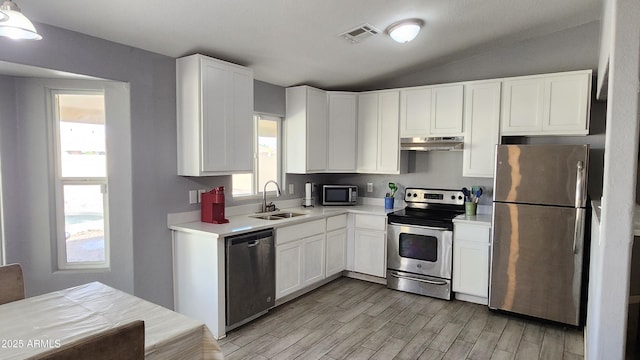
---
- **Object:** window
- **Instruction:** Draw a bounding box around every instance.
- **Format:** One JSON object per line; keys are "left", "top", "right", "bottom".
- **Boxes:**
{"left": 52, "top": 91, "right": 109, "bottom": 269}
{"left": 233, "top": 114, "right": 281, "bottom": 197}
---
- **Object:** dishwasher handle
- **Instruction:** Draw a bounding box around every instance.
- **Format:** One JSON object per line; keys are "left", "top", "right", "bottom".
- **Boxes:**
{"left": 247, "top": 240, "right": 260, "bottom": 248}
{"left": 226, "top": 228, "right": 274, "bottom": 246}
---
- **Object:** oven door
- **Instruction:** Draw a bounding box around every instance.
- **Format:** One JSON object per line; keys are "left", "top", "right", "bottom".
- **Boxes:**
{"left": 387, "top": 222, "right": 452, "bottom": 279}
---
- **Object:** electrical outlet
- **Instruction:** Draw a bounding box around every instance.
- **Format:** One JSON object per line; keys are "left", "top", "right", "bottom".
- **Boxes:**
{"left": 367, "top": 183, "right": 373, "bottom": 192}
{"left": 197, "top": 189, "right": 206, "bottom": 203}
{"left": 188, "top": 190, "right": 198, "bottom": 204}
{"left": 288, "top": 183, "right": 294, "bottom": 195}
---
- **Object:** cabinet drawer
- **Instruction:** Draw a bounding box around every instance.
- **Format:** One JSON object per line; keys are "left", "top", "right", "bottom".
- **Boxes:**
{"left": 276, "top": 219, "right": 325, "bottom": 245}
{"left": 326, "top": 214, "right": 347, "bottom": 231}
{"left": 355, "top": 214, "right": 386, "bottom": 231}
{"left": 454, "top": 223, "right": 490, "bottom": 244}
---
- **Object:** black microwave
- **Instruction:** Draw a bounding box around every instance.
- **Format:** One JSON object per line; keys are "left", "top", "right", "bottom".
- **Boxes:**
{"left": 320, "top": 185, "right": 358, "bottom": 206}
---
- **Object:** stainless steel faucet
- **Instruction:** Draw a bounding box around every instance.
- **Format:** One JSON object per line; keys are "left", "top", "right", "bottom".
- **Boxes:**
{"left": 262, "top": 180, "right": 282, "bottom": 212}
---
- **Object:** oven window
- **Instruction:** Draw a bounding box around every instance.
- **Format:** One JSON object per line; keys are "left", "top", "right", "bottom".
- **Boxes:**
{"left": 399, "top": 233, "right": 438, "bottom": 262}
{"left": 325, "top": 188, "right": 348, "bottom": 202}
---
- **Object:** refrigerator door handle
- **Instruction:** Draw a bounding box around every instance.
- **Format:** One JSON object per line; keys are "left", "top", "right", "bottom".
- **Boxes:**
{"left": 573, "top": 208, "right": 585, "bottom": 254}
{"left": 575, "top": 160, "right": 585, "bottom": 208}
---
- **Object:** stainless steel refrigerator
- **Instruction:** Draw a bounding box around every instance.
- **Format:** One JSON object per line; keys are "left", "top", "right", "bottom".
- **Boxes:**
{"left": 490, "top": 144, "right": 588, "bottom": 326}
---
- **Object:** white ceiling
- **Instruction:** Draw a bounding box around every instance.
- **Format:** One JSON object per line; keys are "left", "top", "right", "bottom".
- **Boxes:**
{"left": 17, "top": 0, "right": 601, "bottom": 89}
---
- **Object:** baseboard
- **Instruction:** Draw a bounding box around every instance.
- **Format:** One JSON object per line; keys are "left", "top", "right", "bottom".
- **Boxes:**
{"left": 274, "top": 273, "right": 343, "bottom": 306}
{"left": 454, "top": 292, "right": 488, "bottom": 305}
{"left": 343, "top": 271, "right": 387, "bottom": 285}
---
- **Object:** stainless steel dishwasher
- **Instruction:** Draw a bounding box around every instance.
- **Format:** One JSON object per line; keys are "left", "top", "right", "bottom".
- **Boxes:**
{"left": 225, "top": 228, "right": 275, "bottom": 330}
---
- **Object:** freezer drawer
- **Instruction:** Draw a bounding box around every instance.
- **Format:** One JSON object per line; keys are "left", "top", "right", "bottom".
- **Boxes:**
{"left": 489, "top": 202, "right": 585, "bottom": 325}
{"left": 494, "top": 144, "right": 588, "bottom": 207}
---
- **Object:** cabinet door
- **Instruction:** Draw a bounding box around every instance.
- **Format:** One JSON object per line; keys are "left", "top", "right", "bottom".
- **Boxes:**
{"left": 201, "top": 61, "right": 230, "bottom": 172}
{"left": 328, "top": 93, "right": 357, "bottom": 172}
{"left": 302, "top": 234, "right": 325, "bottom": 286}
{"left": 357, "top": 93, "right": 379, "bottom": 172}
{"left": 354, "top": 229, "right": 386, "bottom": 278}
{"left": 543, "top": 73, "right": 591, "bottom": 134}
{"left": 501, "top": 78, "right": 545, "bottom": 134}
{"left": 200, "top": 58, "right": 253, "bottom": 173}
{"left": 452, "top": 239, "right": 489, "bottom": 298}
{"left": 431, "top": 85, "right": 464, "bottom": 136}
{"left": 306, "top": 88, "right": 328, "bottom": 172}
{"left": 400, "top": 87, "right": 432, "bottom": 137}
{"left": 326, "top": 228, "right": 347, "bottom": 276}
{"left": 229, "top": 69, "right": 254, "bottom": 172}
{"left": 463, "top": 81, "right": 501, "bottom": 178}
{"left": 377, "top": 91, "right": 400, "bottom": 173}
{"left": 276, "top": 241, "right": 303, "bottom": 299}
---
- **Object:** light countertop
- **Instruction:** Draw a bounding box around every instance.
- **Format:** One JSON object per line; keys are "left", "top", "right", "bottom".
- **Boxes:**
{"left": 453, "top": 213, "right": 493, "bottom": 226}
{"left": 170, "top": 204, "right": 397, "bottom": 238}
{"left": 592, "top": 199, "right": 640, "bottom": 236}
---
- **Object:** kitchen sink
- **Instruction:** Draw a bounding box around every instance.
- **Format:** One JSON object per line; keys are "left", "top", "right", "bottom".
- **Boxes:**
{"left": 250, "top": 212, "right": 306, "bottom": 220}
{"left": 272, "top": 212, "right": 305, "bottom": 218}
{"left": 250, "top": 214, "right": 285, "bottom": 220}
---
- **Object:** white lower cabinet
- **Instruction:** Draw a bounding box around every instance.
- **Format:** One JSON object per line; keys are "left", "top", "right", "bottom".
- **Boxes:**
{"left": 452, "top": 221, "right": 491, "bottom": 305}
{"left": 352, "top": 214, "right": 387, "bottom": 278}
{"left": 275, "top": 241, "right": 303, "bottom": 299}
{"left": 275, "top": 219, "right": 326, "bottom": 300}
{"left": 302, "top": 234, "right": 326, "bottom": 286}
{"left": 326, "top": 214, "right": 348, "bottom": 277}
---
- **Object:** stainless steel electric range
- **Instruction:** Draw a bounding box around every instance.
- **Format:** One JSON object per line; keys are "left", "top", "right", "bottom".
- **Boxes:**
{"left": 386, "top": 188, "right": 465, "bottom": 300}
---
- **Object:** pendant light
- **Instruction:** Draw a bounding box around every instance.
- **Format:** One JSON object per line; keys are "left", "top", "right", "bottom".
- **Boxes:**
{"left": 386, "top": 19, "right": 424, "bottom": 44}
{"left": 0, "top": 0, "right": 42, "bottom": 40}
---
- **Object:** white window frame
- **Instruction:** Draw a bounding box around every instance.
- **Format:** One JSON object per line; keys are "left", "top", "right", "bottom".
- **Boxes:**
{"left": 50, "top": 89, "right": 110, "bottom": 270}
{"left": 233, "top": 114, "right": 282, "bottom": 198}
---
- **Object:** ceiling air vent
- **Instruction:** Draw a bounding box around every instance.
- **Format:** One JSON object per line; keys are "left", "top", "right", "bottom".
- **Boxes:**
{"left": 339, "top": 23, "right": 380, "bottom": 43}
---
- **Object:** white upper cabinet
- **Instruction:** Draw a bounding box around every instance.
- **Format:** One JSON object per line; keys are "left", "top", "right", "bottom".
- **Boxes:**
{"left": 463, "top": 81, "right": 502, "bottom": 178}
{"left": 327, "top": 92, "right": 357, "bottom": 172}
{"left": 285, "top": 86, "right": 328, "bottom": 173}
{"left": 431, "top": 85, "right": 464, "bottom": 136}
{"left": 357, "top": 91, "right": 400, "bottom": 174}
{"left": 400, "top": 84, "right": 463, "bottom": 138}
{"left": 286, "top": 87, "right": 358, "bottom": 173}
{"left": 400, "top": 87, "right": 431, "bottom": 137}
{"left": 501, "top": 70, "right": 592, "bottom": 136}
{"left": 177, "top": 54, "right": 253, "bottom": 176}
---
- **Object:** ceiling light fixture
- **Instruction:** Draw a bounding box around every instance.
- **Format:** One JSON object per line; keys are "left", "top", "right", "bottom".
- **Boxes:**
{"left": 386, "top": 18, "right": 424, "bottom": 43}
{"left": 0, "top": 0, "right": 42, "bottom": 40}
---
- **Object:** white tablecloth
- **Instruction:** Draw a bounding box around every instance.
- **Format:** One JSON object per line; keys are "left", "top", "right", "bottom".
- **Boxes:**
{"left": 0, "top": 282, "right": 223, "bottom": 360}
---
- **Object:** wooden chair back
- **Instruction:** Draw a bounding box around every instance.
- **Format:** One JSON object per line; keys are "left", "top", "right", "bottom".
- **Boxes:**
{"left": 0, "top": 263, "right": 25, "bottom": 305}
{"left": 32, "top": 320, "right": 145, "bottom": 360}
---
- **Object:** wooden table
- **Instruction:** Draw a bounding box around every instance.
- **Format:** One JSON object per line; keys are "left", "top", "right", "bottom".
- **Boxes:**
{"left": 0, "top": 282, "right": 222, "bottom": 359}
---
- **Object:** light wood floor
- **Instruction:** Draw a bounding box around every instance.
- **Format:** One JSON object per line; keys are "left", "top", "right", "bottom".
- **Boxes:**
{"left": 219, "top": 277, "right": 584, "bottom": 360}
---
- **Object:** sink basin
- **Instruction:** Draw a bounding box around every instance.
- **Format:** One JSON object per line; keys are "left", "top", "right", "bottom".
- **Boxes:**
{"left": 250, "top": 212, "right": 306, "bottom": 220}
{"left": 250, "top": 214, "right": 285, "bottom": 220}
{"left": 272, "top": 212, "right": 305, "bottom": 218}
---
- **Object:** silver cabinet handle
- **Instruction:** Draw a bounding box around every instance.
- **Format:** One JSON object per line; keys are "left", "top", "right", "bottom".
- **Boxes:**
{"left": 573, "top": 208, "right": 585, "bottom": 254}
{"left": 388, "top": 271, "right": 448, "bottom": 286}
{"left": 575, "top": 160, "right": 585, "bottom": 208}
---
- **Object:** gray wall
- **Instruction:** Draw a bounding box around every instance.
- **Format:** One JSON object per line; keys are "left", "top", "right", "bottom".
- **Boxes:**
{"left": 0, "top": 76, "right": 17, "bottom": 264}
{"left": 0, "top": 23, "right": 298, "bottom": 308}
{"left": 0, "top": 19, "right": 604, "bottom": 308}
{"left": 319, "top": 20, "right": 604, "bottom": 203}
{"left": 370, "top": 21, "right": 600, "bottom": 90}
{"left": 255, "top": 80, "right": 285, "bottom": 117}
{"left": 0, "top": 24, "right": 194, "bottom": 308}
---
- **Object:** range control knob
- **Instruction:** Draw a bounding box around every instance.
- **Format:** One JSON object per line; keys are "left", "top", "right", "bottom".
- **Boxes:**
{"left": 406, "top": 192, "right": 411, "bottom": 198}
{"left": 451, "top": 195, "right": 455, "bottom": 200}
{"left": 458, "top": 196, "right": 463, "bottom": 200}
{"left": 413, "top": 193, "right": 417, "bottom": 197}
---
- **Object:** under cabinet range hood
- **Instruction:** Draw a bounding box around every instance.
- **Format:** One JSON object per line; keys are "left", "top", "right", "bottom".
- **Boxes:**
{"left": 400, "top": 137, "right": 464, "bottom": 151}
